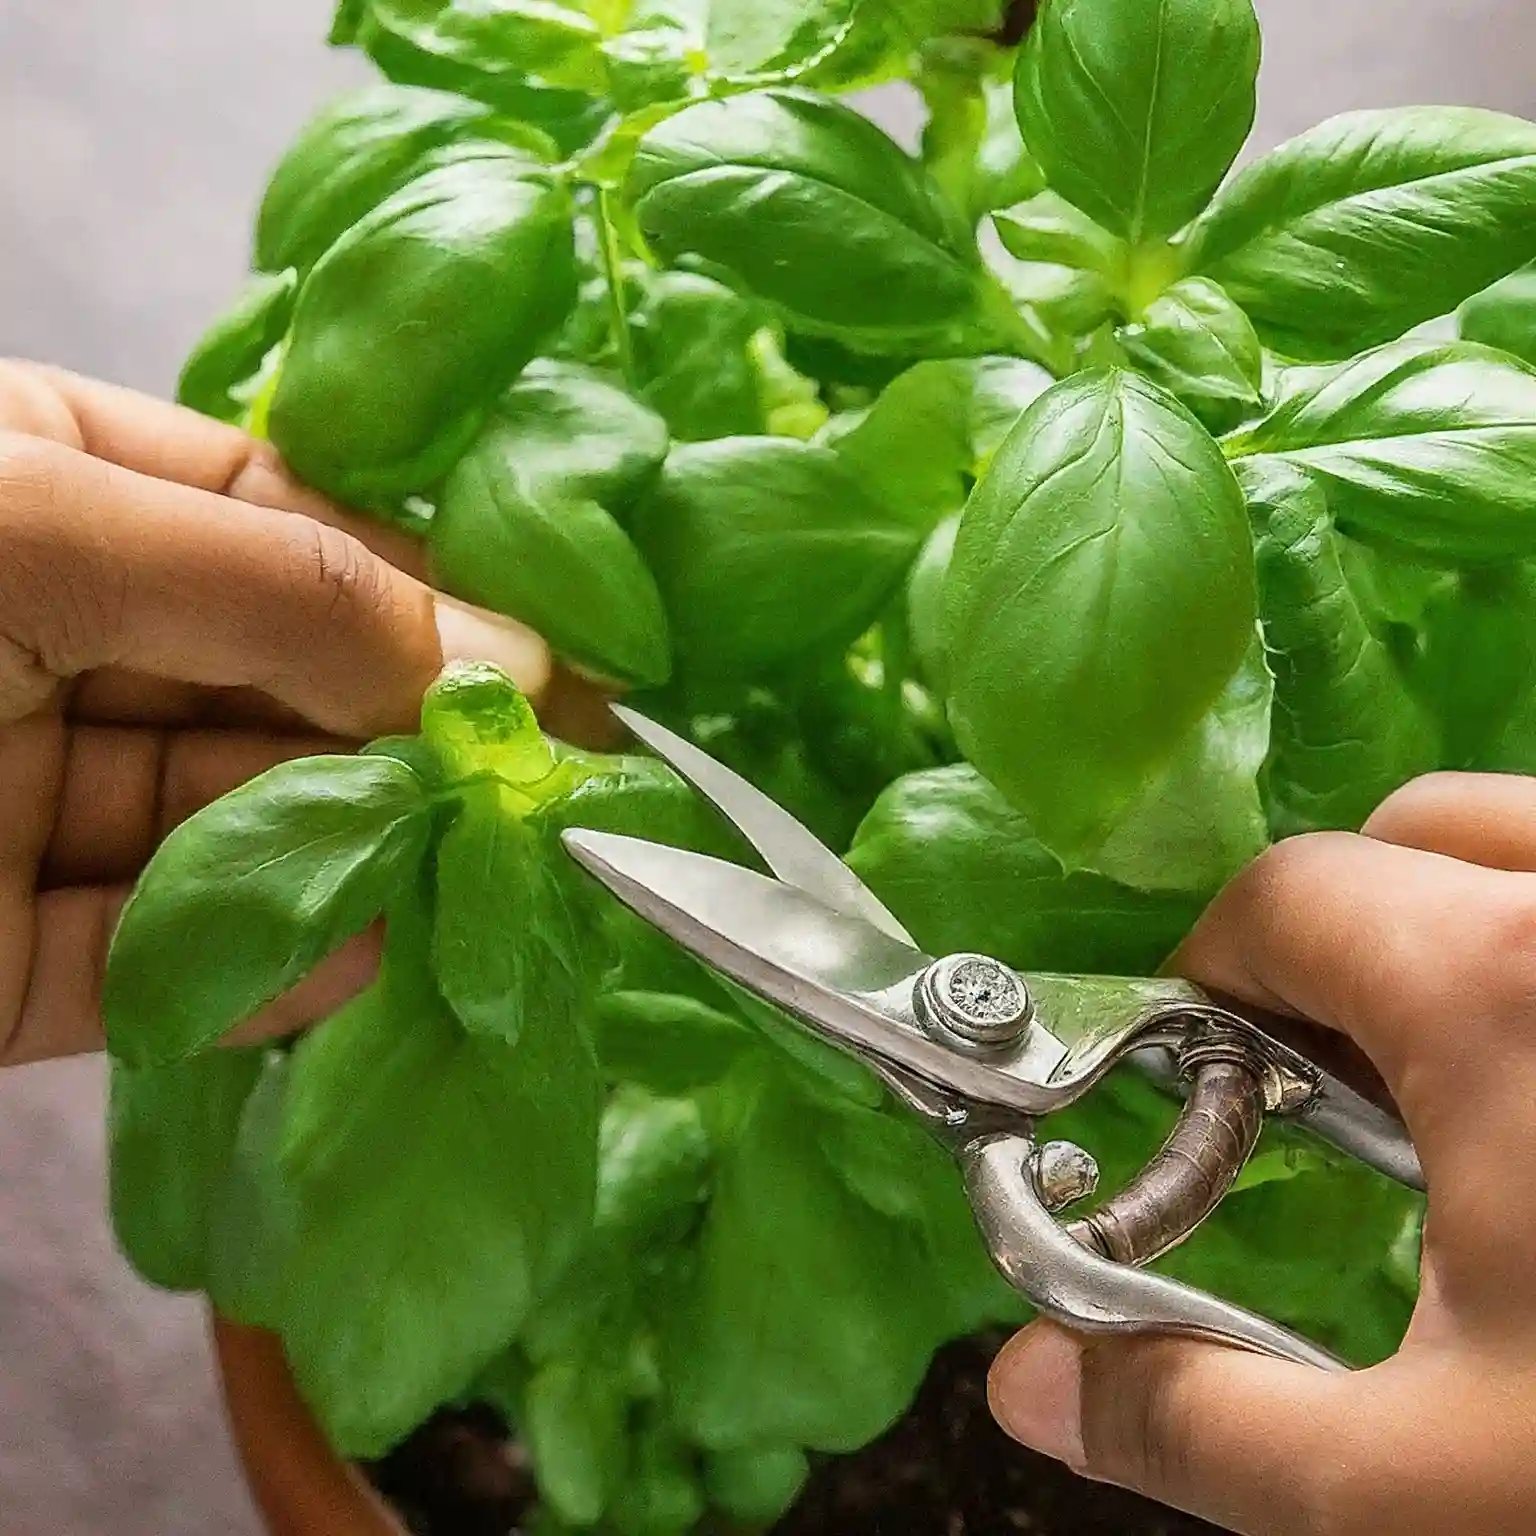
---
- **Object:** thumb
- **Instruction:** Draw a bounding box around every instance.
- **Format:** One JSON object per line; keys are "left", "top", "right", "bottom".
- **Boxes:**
{"left": 988, "top": 1322, "right": 1362, "bottom": 1534}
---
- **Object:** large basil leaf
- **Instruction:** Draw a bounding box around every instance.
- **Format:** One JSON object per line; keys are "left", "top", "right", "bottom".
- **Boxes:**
{"left": 825, "top": 355, "right": 1053, "bottom": 530}
{"left": 1117, "top": 276, "right": 1264, "bottom": 435}
{"left": 273, "top": 906, "right": 601, "bottom": 1457}
{"left": 1459, "top": 261, "right": 1536, "bottom": 366}
{"left": 108, "top": 1050, "right": 267, "bottom": 1291}
{"left": 1012, "top": 0, "right": 1259, "bottom": 243}
{"left": 1240, "top": 460, "right": 1438, "bottom": 835}
{"left": 630, "top": 271, "right": 766, "bottom": 441}
{"left": 269, "top": 151, "right": 577, "bottom": 503}
{"left": 1188, "top": 108, "right": 1536, "bottom": 360}
{"left": 846, "top": 764, "right": 1201, "bottom": 974}
{"left": 103, "top": 755, "right": 431, "bottom": 1067}
{"left": 1225, "top": 341, "right": 1536, "bottom": 564}
{"left": 626, "top": 90, "right": 980, "bottom": 341}
{"left": 1090, "top": 634, "right": 1272, "bottom": 895}
{"left": 254, "top": 83, "right": 526, "bottom": 275}
{"left": 431, "top": 362, "right": 672, "bottom": 686}
{"left": 176, "top": 271, "right": 296, "bottom": 424}
{"left": 631, "top": 437, "right": 923, "bottom": 679}
{"left": 668, "top": 1068, "right": 947, "bottom": 1454}
{"left": 945, "top": 368, "right": 1256, "bottom": 863}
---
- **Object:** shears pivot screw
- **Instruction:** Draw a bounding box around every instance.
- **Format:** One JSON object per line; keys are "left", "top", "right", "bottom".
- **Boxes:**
{"left": 913, "top": 953, "right": 1034, "bottom": 1051}
{"left": 1034, "top": 1140, "right": 1100, "bottom": 1212}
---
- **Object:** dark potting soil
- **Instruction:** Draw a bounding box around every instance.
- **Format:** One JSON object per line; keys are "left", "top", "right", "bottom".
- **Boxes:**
{"left": 365, "top": 1334, "right": 1230, "bottom": 1536}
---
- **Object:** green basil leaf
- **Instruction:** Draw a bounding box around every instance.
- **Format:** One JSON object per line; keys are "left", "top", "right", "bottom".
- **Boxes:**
{"left": 176, "top": 271, "right": 297, "bottom": 424}
{"left": 1117, "top": 276, "right": 1264, "bottom": 435}
{"left": 593, "top": 991, "right": 757, "bottom": 1095}
{"left": 1225, "top": 340, "right": 1536, "bottom": 564}
{"left": 433, "top": 781, "right": 600, "bottom": 1044}
{"left": 609, "top": 1423, "right": 705, "bottom": 1536}
{"left": 1013, "top": 0, "right": 1259, "bottom": 243}
{"left": 1090, "top": 633, "right": 1272, "bottom": 894}
{"left": 993, "top": 191, "right": 1124, "bottom": 275}
{"left": 825, "top": 355, "right": 1053, "bottom": 530}
{"left": 420, "top": 661, "right": 556, "bottom": 787}
{"left": 846, "top": 764, "right": 1202, "bottom": 974}
{"left": 945, "top": 368, "right": 1256, "bottom": 863}
{"left": 668, "top": 1069, "right": 945, "bottom": 1453}
{"left": 349, "top": 0, "right": 608, "bottom": 146}
{"left": 1188, "top": 108, "right": 1536, "bottom": 360}
{"left": 269, "top": 152, "right": 577, "bottom": 502}
{"left": 631, "top": 437, "right": 923, "bottom": 680}
{"left": 274, "top": 913, "right": 601, "bottom": 1457}
{"left": 595, "top": 1086, "right": 711, "bottom": 1245}
{"left": 626, "top": 90, "right": 979, "bottom": 341}
{"left": 431, "top": 364, "right": 672, "bottom": 686}
{"left": 524, "top": 1359, "right": 629, "bottom": 1526}
{"left": 254, "top": 83, "right": 530, "bottom": 275}
{"left": 1240, "top": 460, "right": 1439, "bottom": 835}
{"left": 1459, "top": 261, "right": 1536, "bottom": 366}
{"left": 1411, "top": 565, "right": 1536, "bottom": 770}
{"left": 108, "top": 1050, "right": 267, "bottom": 1291}
{"left": 703, "top": 1446, "right": 809, "bottom": 1528}
{"left": 631, "top": 271, "right": 767, "bottom": 441}
{"left": 103, "top": 755, "right": 431, "bottom": 1067}
{"left": 906, "top": 513, "right": 960, "bottom": 693}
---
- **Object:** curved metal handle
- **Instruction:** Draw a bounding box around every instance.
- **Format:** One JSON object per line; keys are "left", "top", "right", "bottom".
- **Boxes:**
{"left": 960, "top": 1131, "right": 1344, "bottom": 1370}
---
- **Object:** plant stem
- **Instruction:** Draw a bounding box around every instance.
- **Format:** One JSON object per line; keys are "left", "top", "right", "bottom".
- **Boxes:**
{"left": 595, "top": 185, "right": 637, "bottom": 388}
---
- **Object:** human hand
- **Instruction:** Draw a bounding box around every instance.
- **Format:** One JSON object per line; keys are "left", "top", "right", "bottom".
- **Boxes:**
{"left": 988, "top": 771, "right": 1536, "bottom": 1535}
{"left": 0, "top": 360, "right": 571, "bottom": 1068}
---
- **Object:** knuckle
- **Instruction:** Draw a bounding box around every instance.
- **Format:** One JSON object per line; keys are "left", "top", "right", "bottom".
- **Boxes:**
{"left": 1077, "top": 1342, "right": 1202, "bottom": 1494}
{"left": 1362, "top": 772, "right": 1471, "bottom": 845}
{"left": 296, "top": 520, "right": 390, "bottom": 629}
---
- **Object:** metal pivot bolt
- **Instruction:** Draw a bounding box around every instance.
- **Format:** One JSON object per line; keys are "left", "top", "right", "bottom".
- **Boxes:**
{"left": 913, "top": 953, "right": 1035, "bottom": 1052}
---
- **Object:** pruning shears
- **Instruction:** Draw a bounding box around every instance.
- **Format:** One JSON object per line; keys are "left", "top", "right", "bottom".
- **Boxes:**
{"left": 562, "top": 706, "right": 1424, "bottom": 1371}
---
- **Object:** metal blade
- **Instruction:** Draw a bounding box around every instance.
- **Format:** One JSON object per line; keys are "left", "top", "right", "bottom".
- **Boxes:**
{"left": 610, "top": 703, "right": 916, "bottom": 947}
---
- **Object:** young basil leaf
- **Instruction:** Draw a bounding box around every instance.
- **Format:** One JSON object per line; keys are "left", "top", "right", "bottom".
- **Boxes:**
{"left": 103, "top": 755, "right": 431, "bottom": 1067}
{"left": 609, "top": 1421, "right": 705, "bottom": 1536}
{"left": 433, "top": 780, "right": 599, "bottom": 1044}
{"left": 1240, "top": 460, "right": 1439, "bottom": 836}
{"left": 108, "top": 1049, "right": 267, "bottom": 1292}
{"left": 846, "top": 764, "right": 1202, "bottom": 974}
{"left": 906, "top": 513, "right": 960, "bottom": 693}
{"left": 176, "top": 271, "right": 297, "bottom": 423}
{"left": 703, "top": 1446, "right": 809, "bottom": 1528}
{"left": 254, "top": 83, "right": 531, "bottom": 276}
{"left": 1411, "top": 565, "right": 1536, "bottom": 770}
{"left": 420, "top": 661, "right": 556, "bottom": 787}
{"left": 1188, "top": 108, "right": 1536, "bottom": 360}
{"left": 825, "top": 355, "right": 1053, "bottom": 530}
{"left": 1459, "top": 261, "right": 1536, "bottom": 367}
{"left": 945, "top": 368, "right": 1257, "bottom": 864}
{"left": 269, "top": 152, "right": 578, "bottom": 503}
{"left": 631, "top": 437, "right": 923, "bottom": 680}
{"left": 524, "top": 1358, "right": 630, "bottom": 1526}
{"left": 668, "top": 1068, "right": 946, "bottom": 1454}
{"left": 631, "top": 271, "right": 767, "bottom": 441}
{"left": 1013, "top": 0, "right": 1259, "bottom": 243}
{"left": 431, "top": 363, "right": 672, "bottom": 686}
{"left": 274, "top": 905, "right": 601, "bottom": 1458}
{"left": 348, "top": 0, "right": 608, "bottom": 147}
{"left": 595, "top": 1086, "right": 711, "bottom": 1245}
{"left": 1225, "top": 340, "right": 1536, "bottom": 564}
{"left": 993, "top": 191, "right": 1125, "bottom": 276}
{"left": 1117, "top": 276, "right": 1265, "bottom": 435}
{"left": 626, "top": 90, "right": 980, "bottom": 341}
{"left": 593, "top": 991, "right": 757, "bottom": 1095}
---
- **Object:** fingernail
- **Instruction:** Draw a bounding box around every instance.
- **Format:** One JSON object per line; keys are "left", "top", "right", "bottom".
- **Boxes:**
{"left": 988, "top": 1325, "right": 1087, "bottom": 1472}
{"left": 434, "top": 595, "right": 552, "bottom": 703}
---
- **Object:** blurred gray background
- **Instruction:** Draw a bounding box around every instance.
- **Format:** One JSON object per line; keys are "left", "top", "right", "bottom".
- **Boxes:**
{"left": 0, "top": 4, "right": 1530, "bottom": 1532}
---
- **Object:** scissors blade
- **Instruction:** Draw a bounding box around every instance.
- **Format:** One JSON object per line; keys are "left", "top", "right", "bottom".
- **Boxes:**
{"left": 610, "top": 704, "right": 916, "bottom": 948}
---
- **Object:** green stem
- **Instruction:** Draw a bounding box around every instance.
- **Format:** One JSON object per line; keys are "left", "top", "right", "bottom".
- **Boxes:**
{"left": 595, "top": 185, "right": 637, "bottom": 389}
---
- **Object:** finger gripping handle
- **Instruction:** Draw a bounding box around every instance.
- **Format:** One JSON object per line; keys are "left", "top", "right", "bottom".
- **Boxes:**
{"left": 1066, "top": 1057, "right": 1267, "bottom": 1265}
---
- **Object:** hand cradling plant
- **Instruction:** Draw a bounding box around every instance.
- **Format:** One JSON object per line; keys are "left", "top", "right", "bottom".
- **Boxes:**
{"left": 87, "top": 0, "right": 1536, "bottom": 1531}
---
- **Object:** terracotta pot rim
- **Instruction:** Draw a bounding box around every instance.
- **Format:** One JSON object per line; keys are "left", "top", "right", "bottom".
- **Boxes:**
{"left": 210, "top": 1310, "right": 407, "bottom": 1536}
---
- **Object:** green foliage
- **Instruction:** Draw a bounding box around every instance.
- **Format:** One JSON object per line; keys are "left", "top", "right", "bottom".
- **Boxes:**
{"left": 110, "top": 0, "right": 1536, "bottom": 1524}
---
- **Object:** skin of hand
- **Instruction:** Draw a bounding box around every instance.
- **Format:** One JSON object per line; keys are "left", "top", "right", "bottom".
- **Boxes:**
{"left": 988, "top": 770, "right": 1536, "bottom": 1535}
{"left": 0, "top": 359, "right": 607, "bottom": 1070}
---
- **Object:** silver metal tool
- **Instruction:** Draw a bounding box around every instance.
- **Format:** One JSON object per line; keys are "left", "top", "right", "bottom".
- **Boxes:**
{"left": 561, "top": 705, "right": 1423, "bottom": 1370}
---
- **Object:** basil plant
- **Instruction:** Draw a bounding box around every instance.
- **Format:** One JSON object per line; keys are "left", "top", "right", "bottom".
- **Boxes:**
{"left": 106, "top": 0, "right": 1536, "bottom": 1528}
